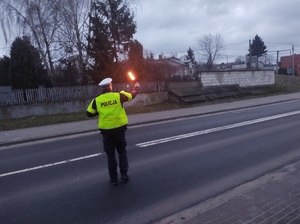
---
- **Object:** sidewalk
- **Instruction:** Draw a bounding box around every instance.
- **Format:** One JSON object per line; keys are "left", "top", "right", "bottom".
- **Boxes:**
{"left": 158, "top": 160, "right": 300, "bottom": 224}
{"left": 2, "top": 92, "right": 300, "bottom": 224}
{"left": 1, "top": 92, "right": 300, "bottom": 147}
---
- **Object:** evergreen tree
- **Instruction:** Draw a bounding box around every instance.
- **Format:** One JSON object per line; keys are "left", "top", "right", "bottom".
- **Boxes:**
{"left": 9, "top": 36, "right": 44, "bottom": 90}
{"left": 87, "top": 0, "right": 136, "bottom": 83}
{"left": 87, "top": 4, "right": 114, "bottom": 83}
{"left": 127, "top": 39, "right": 144, "bottom": 80}
{"left": 248, "top": 34, "right": 267, "bottom": 69}
{"left": 249, "top": 34, "right": 267, "bottom": 57}
{"left": 0, "top": 56, "right": 10, "bottom": 86}
{"left": 55, "top": 58, "right": 79, "bottom": 86}
{"left": 186, "top": 47, "right": 196, "bottom": 65}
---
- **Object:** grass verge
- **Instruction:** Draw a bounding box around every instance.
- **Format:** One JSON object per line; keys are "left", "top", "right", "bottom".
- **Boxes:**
{"left": 0, "top": 100, "right": 189, "bottom": 131}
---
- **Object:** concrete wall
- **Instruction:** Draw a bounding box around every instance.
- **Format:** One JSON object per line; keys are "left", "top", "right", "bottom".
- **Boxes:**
{"left": 166, "top": 81, "right": 200, "bottom": 89}
{"left": 0, "top": 92, "right": 168, "bottom": 120}
{"left": 200, "top": 70, "right": 275, "bottom": 87}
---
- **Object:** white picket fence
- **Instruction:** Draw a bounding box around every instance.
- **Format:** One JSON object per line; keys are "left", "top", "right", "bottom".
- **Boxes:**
{"left": 0, "top": 82, "right": 166, "bottom": 106}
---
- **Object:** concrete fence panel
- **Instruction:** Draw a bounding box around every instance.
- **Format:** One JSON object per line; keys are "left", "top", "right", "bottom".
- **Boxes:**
{"left": 0, "top": 92, "right": 168, "bottom": 120}
{"left": 200, "top": 70, "right": 275, "bottom": 87}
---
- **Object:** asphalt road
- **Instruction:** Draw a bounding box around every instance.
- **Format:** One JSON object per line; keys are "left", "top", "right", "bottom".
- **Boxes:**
{"left": 1, "top": 100, "right": 300, "bottom": 224}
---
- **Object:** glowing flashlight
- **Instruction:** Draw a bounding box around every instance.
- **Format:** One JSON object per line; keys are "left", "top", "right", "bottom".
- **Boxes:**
{"left": 128, "top": 72, "right": 136, "bottom": 81}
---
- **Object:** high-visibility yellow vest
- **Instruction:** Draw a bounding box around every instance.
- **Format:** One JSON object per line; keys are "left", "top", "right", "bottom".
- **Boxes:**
{"left": 87, "top": 91, "right": 133, "bottom": 129}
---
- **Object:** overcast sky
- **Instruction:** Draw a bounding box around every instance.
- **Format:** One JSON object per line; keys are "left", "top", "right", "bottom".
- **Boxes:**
{"left": 0, "top": 0, "right": 299, "bottom": 64}
{"left": 133, "top": 0, "right": 300, "bottom": 63}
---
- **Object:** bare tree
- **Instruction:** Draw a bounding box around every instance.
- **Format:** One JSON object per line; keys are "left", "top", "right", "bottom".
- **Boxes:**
{"left": 197, "top": 33, "right": 225, "bottom": 70}
{"left": 235, "top": 55, "right": 245, "bottom": 63}
{"left": 0, "top": 0, "right": 141, "bottom": 86}
{"left": 0, "top": 0, "right": 61, "bottom": 85}
{"left": 54, "top": 0, "right": 92, "bottom": 84}
{"left": 263, "top": 54, "right": 274, "bottom": 65}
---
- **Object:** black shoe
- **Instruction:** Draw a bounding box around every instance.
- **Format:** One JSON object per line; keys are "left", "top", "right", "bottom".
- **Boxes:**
{"left": 110, "top": 179, "right": 118, "bottom": 186}
{"left": 120, "top": 174, "right": 129, "bottom": 182}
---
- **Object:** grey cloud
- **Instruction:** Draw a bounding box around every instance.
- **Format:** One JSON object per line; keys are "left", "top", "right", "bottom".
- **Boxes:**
{"left": 135, "top": 0, "right": 300, "bottom": 59}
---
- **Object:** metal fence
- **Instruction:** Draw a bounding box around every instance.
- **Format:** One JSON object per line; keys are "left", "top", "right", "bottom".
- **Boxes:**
{"left": 0, "top": 82, "right": 166, "bottom": 106}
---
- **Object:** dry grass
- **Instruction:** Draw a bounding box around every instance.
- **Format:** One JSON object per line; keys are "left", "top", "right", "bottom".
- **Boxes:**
{"left": 274, "top": 74, "right": 300, "bottom": 92}
{"left": 0, "top": 112, "right": 89, "bottom": 131}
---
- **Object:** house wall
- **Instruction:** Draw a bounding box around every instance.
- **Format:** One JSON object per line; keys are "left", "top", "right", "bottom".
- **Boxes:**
{"left": 165, "top": 58, "right": 191, "bottom": 76}
{"left": 175, "top": 65, "right": 189, "bottom": 76}
{"left": 199, "top": 70, "right": 275, "bottom": 87}
{"left": 0, "top": 92, "right": 168, "bottom": 120}
{"left": 170, "top": 62, "right": 189, "bottom": 76}
{"left": 281, "top": 54, "right": 300, "bottom": 67}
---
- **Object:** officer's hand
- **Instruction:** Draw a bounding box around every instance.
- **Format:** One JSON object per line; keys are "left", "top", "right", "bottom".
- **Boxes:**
{"left": 134, "top": 82, "right": 140, "bottom": 88}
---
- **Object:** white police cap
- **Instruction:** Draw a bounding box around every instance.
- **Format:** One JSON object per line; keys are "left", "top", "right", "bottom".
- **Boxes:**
{"left": 98, "top": 78, "right": 112, "bottom": 87}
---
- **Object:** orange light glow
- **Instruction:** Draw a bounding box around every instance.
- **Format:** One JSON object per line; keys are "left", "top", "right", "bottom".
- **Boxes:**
{"left": 128, "top": 72, "right": 136, "bottom": 81}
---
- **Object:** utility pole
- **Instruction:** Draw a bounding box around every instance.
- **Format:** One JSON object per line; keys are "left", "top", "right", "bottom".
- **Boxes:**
{"left": 292, "top": 44, "right": 295, "bottom": 76}
{"left": 276, "top": 51, "right": 279, "bottom": 74}
{"left": 248, "top": 39, "right": 252, "bottom": 68}
{"left": 268, "top": 49, "right": 290, "bottom": 74}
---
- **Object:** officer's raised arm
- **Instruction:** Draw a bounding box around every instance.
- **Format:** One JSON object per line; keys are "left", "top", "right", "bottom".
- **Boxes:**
{"left": 120, "top": 82, "right": 140, "bottom": 103}
{"left": 131, "top": 82, "right": 140, "bottom": 98}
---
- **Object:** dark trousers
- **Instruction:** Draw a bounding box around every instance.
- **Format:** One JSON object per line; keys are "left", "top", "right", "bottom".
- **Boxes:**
{"left": 100, "top": 125, "right": 128, "bottom": 181}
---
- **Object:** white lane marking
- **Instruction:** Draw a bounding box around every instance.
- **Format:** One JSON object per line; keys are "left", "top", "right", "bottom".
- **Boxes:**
{"left": 136, "top": 110, "right": 300, "bottom": 148}
{"left": 0, "top": 153, "right": 102, "bottom": 178}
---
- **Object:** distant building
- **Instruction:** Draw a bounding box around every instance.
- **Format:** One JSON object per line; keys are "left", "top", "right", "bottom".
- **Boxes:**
{"left": 280, "top": 54, "right": 300, "bottom": 76}
{"left": 158, "top": 55, "right": 195, "bottom": 77}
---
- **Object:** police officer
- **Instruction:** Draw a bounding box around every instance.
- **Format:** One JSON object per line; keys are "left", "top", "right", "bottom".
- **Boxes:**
{"left": 86, "top": 78, "right": 140, "bottom": 186}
